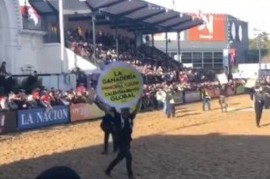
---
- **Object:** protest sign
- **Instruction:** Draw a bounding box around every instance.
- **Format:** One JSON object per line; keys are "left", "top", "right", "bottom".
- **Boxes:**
{"left": 245, "top": 79, "right": 257, "bottom": 88}
{"left": 96, "top": 62, "right": 143, "bottom": 109}
{"left": 217, "top": 73, "right": 228, "bottom": 84}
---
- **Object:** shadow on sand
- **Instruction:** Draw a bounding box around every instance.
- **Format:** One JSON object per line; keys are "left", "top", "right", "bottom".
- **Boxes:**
{"left": 2, "top": 132, "right": 270, "bottom": 179}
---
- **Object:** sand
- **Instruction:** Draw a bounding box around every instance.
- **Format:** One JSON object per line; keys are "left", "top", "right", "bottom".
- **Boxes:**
{"left": 0, "top": 95, "right": 270, "bottom": 179}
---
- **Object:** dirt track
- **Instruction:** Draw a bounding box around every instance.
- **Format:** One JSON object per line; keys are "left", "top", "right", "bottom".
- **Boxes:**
{"left": 0, "top": 95, "right": 270, "bottom": 179}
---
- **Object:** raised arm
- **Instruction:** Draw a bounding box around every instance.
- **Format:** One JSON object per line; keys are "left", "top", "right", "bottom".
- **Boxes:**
{"left": 130, "top": 98, "right": 142, "bottom": 120}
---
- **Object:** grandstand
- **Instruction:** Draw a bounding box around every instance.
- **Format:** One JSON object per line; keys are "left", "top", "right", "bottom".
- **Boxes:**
{"left": 1, "top": 0, "right": 202, "bottom": 75}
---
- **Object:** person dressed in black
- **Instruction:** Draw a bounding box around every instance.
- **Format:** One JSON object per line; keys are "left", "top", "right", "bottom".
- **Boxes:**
{"left": 254, "top": 86, "right": 264, "bottom": 127}
{"left": 105, "top": 100, "right": 141, "bottom": 179}
{"left": 100, "top": 107, "right": 119, "bottom": 155}
{"left": 94, "top": 97, "right": 119, "bottom": 155}
{"left": 219, "top": 84, "right": 228, "bottom": 112}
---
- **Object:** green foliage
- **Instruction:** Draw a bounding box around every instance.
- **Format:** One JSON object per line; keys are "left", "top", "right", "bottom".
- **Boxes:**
{"left": 249, "top": 31, "right": 270, "bottom": 51}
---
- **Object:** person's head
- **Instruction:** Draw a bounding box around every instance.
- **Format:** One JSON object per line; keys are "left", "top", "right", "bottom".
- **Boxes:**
{"left": 1, "top": 61, "right": 6, "bottom": 66}
{"left": 33, "top": 70, "right": 37, "bottom": 76}
{"left": 108, "top": 107, "right": 117, "bottom": 117}
{"left": 121, "top": 107, "right": 130, "bottom": 119}
{"left": 36, "top": 166, "right": 81, "bottom": 179}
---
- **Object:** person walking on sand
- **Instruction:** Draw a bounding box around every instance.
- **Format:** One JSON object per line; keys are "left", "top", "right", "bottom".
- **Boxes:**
{"left": 254, "top": 86, "right": 264, "bottom": 128}
{"left": 201, "top": 87, "right": 211, "bottom": 111}
{"left": 219, "top": 84, "right": 228, "bottom": 112}
{"left": 94, "top": 98, "right": 119, "bottom": 155}
{"left": 100, "top": 107, "right": 119, "bottom": 155}
{"left": 105, "top": 100, "right": 141, "bottom": 179}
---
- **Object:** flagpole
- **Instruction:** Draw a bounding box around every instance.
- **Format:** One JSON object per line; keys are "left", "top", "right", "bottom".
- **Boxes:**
{"left": 171, "top": 0, "right": 175, "bottom": 10}
{"left": 59, "top": 0, "right": 65, "bottom": 73}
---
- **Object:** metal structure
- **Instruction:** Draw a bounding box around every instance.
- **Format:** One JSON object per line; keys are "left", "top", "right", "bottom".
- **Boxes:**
{"left": 28, "top": 0, "right": 204, "bottom": 60}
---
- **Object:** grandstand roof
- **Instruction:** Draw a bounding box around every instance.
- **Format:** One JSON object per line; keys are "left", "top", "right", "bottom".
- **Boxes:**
{"left": 29, "top": 0, "right": 204, "bottom": 33}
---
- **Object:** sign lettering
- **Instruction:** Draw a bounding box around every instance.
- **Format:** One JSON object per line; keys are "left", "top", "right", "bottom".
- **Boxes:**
{"left": 198, "top": 14, "right": 214, "bottom": 39}
{"left": 96, "top": 62, "right": 143, "bottom": 109}
{"left": 17, "top": 106, "right": 69, "bottom": 131}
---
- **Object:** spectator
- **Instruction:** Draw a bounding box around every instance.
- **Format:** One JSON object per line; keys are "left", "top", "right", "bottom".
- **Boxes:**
{"left": 0, "top": 61, "right": 7, "bottom": 76}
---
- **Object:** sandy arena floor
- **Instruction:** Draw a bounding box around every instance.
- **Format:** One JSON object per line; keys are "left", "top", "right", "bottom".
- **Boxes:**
{"left": 0, "top": 95, "right": 270, "bottom": 179}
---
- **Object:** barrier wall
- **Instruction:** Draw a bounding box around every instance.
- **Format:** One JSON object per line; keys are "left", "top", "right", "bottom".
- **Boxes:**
{"left": 0, "top": 85, "right": 248, "bottom": 135}
{"left": 0, "top": 111, "right": 17, "bottom": 134}
{"left": 172, "top": 91, "right": 184, "bottom": 104}
{"left": 70, "top": 103, "right": 105, "bottom": 122}
{"left": 17, "top": 105, "right": 69, "bottom": 131}
{"left": 185, "top": 91, "right": 201, "bottom": 103}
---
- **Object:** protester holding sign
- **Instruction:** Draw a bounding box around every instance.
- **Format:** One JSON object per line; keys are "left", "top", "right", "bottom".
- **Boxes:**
{"left": 105, "top": 100, "right": 141, "bottom": 179}
{"left": 96, "top": 61, "right": 143, "bottom": 179}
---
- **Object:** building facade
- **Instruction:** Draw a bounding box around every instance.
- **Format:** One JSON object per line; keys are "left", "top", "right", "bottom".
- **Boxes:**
{"left": 154, "top": 13, "right": 249, "bottom": 71}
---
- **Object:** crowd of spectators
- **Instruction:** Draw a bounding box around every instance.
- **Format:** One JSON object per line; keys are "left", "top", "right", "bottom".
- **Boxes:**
{"left": 0, "top": 26, "right": 263, "bottom": 112}
{"left": 64, "top": 26, "right": 254, "bottom": 110}
{"left": 0, "top": 82, "right": 92, "bottom": 111}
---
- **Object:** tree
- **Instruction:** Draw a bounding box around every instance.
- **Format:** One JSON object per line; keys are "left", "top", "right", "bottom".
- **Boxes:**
{"left": 249, "top": 38, "right": 257, "bottom": 50}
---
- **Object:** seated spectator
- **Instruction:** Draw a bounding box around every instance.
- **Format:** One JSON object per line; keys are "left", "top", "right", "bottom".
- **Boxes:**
{"left": 10, "top": 90, "right": 29, "bottom": 110}
{"left": 0, "top": 95, "right": 9, "bottom": 111}
{"left": 76, "top": 83, "right": 86, "bottom": 93}
{"left": 72, "top": 91, "right": 87, "bottom": 104}
{"left": 27, "top": 88, "right": 42, "bottom": 108}
{"left": 40, "top": 90, "right": 53, "bottom": 112}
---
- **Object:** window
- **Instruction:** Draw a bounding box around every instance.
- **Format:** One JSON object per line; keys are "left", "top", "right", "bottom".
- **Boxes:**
{"left": 213, "top": 57, "right": 223, "bottom": 64}
{"left": 203, "top": 52, "right": 213, "bottom": 63}
{"left": 193, "top": 52, "right": 202, "bottom": 63}
{"left": 213, "top": 63, "right": 223, "bottom": 69}
{"left": 182, "top": 52, "right": 192, "bottom": 63}
{"left": 204, "top": 63, "right": 213, "bottom": 69}
{"left": 214, "top": 52, "right": 223, "bottom": 58}
{"left": 193, "top": 63, "right": 203, "bottom": 69}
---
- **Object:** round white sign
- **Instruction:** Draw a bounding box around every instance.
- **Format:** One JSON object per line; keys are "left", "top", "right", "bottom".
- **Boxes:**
{"left": 231, "top": 22, "right": 236, "bottom": 40}
{"left": 96, "top": 61, "right": 143, "bottom": 109}
{"left": 238, "top": 25, "right": 243, "bottom": 41}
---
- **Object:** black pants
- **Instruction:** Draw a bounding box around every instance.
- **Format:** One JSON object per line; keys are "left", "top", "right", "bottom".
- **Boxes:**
{"left": 255, "top": 102, "right": 264, "bottom": 126}
{"left": 104, "top": 131, "right": 117, "bottom": 153}
{"left": 106, "top": 143, "right": 133, "bottom": 177}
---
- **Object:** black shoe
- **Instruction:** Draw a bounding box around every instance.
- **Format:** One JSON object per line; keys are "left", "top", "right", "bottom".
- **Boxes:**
{"left": 101, "top": 151, "right": 108, "bottom": 155}
{"left": 105, "top": 170, "right": 112, "bottom": 177}
{"left": 128, "top": 174, "right": 135, "bottom": 179}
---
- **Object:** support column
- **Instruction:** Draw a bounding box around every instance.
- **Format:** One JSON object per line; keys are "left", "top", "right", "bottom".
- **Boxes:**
{"left": 177, "top": 31, "right": 181, "bottom": 63}
{"left": 59, "top": 0, "right": 65, "bottom": 73}
{"left": 165, "top": 32, "right": 168, "bottom": 56}
{"left": 92, "top": 13, "right": 96, "bottom": 59}
{"left": 115, "top": 23, "right": 119, "bottom": 60}
{"left": 134, "top": 31, "right": 137, "bottom": 58}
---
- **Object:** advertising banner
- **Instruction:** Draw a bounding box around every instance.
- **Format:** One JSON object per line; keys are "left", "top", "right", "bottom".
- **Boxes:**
{"left": 0, "top": 111, "right": 17, "bottom": 135}
{"left": 70, "top": 103, "right": 105, "bottom": 122}
{"left": 245, "top": 79, "right": 257, "bottom": 88}
{"left": 185, "top": 91, "right": 201, "bottom": 103}
{"left": 17, "top": 105, "right": 69, "bottom": 131}
{"left": 172, "top": 91, "right": 184, "bottom": 104}
{"left": 226, "top": 86, "right": 235, "bottom": 96}
{"left": 217, "top": 73, "right": 228, "bottom": 84}
{"left": 187, "top": 14, "right": 225, "bottom": 41}
{"left": 236, "top": 85, "right": 246, "bottom": 94}
{"left": 207, "top": 88, "right": 220, "bottom": 98}
{"left": 96, "top": 62, "right": 143, "bottom": 109}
